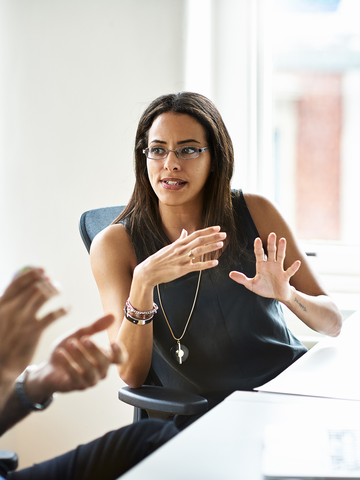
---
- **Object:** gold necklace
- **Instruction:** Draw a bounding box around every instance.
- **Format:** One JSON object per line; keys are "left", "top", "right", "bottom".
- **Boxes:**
{"left": 156, "top": 265, "right": 202, "bottom": 365}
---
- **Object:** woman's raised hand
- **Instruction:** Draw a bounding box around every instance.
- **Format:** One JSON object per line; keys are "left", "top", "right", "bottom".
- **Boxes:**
{"left": 134, "top": 226, "right": 226, "bottom": 288}
{"left": 229, "top": 232, "right": 301, "bottom": 302}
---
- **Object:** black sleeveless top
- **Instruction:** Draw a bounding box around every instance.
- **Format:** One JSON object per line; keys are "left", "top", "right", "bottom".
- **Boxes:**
{"left": 129, "top": 190, "right": 307, "bottom": 401}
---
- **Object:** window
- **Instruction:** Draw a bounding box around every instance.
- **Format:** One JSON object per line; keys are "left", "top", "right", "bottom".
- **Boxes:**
{"left": 184, "top": 0, "right": 360, "bottom": 341}
{"left": 271, "top": 0, "right": 360, "bottom": 340}
{"left": 272, "top": 0, "right": 360, "bottom": 246}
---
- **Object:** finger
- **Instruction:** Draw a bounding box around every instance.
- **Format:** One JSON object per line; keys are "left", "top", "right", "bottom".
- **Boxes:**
{"left": 187, "top": 231, "right": 227, "bottom": 253}
{"left": 254, "top": 237, "right": 266, "bottom": 262}
{"left": 188, "top": 240, "right": 224, "bottom": 263}
{"left": 54, "top": 348, "right": 89, "bottom": 390}
{"left": 66, "top": 338, "right": 97, "bottom": 367}
{"left": 29, "top": 278, "right": 60, "bottom": 303}
{"left": 267, "top": 233, "right": 277, "bottom": 262}
{"left": 285, "top": 260, "right": 301, "bottom": 279}
{"left": 276, "top": 237, "right": 287, "bottom": 266}
{"left": 52, "top": 314, "right": 113, "bottom": 350}
{"left": 229, "top": 271, "right": 252, "bottom": 288}
{"left": 49, "top": 349, "right": 73, "bottom": 386}
{"left": 36, "top": 279, "right": 60, "bottom": 297}
{"left": 188, "top": 258, "right": 219, "bottom": 272}
{"left": 189, "top": 225, "right": 221, "bottom": 236}
{"left": 4, "top": 282, "right": 49, "bottom": 317}
{"left": 80, "top": 337, "right": 111, "bottom": 378}
{"left": 72, "top": 314, "right": 115, "bottom": 339}
{"left": 1, "top": 268, "right": 44, "bottom": 301}
{"left": 179, "top": 229, "right": 188, "bottom": 239}
{"left": 15, "top": 284, "right": 58, "bottom": 322}
{"left": 184, "top": 226, "right": 222, "bottom": 244}
{"left": 63, "top": 339, "right": 102, "bottom": 385}
{"left": 39, "top": 307, "right": 69, "bottom": 328}
{"left": 174, "top": 230, "right": 226, "bottom": 263}
{"left": 26, "top": 284, "right": 58, "bottom": 316}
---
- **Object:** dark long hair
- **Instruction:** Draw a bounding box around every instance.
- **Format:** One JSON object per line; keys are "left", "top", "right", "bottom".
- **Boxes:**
{"left": 113, "top": 92, "right": 243, "bottom": 262}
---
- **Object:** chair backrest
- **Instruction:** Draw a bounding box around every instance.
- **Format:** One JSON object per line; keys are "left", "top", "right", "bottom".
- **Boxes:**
{"left": 79, "top": 206, "right": 125, "bottom": 253}
{"left": 79, "top": 206, "right": 163, "bottom": 389}
{"left": 79, "top": 205, "right": 163, "bottom": 421}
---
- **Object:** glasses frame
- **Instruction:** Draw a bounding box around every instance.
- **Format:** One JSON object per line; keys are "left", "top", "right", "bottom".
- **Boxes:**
{"left": 143, "top": 146, "right": 210, "bottom": 160}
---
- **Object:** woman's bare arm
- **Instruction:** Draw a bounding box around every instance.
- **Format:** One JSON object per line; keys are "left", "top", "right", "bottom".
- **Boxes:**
{"left": 230, "top": 194, "right": 342, "bottom": 337}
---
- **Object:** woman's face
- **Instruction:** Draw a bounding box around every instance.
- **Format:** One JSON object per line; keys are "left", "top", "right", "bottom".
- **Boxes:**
{"left": 146, "top": 112, "right": 212, "bottom": 209}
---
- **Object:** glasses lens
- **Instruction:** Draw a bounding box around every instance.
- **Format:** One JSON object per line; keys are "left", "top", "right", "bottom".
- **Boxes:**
{"left": 177, "top": 146, "right": 199, "bottom": 159}
{"left": 147, "top": 147, "right": 167, "bottom": 159}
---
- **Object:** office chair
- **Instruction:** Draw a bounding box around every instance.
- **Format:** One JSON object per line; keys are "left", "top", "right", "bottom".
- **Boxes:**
{"left": 79, "top": 206, "right": 208, "bottom": 421}
{"left": 0, "top": 450, "right": 18, "bottom": 479}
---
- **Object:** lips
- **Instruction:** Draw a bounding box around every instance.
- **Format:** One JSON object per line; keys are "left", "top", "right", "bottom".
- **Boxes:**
{"left": 161, "top": 178, "right": 187, "bottom": 190}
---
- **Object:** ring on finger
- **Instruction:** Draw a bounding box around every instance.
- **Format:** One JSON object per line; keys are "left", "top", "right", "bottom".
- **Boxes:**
{"left": 188, "top": 250, "right": 195, "bottom": 260}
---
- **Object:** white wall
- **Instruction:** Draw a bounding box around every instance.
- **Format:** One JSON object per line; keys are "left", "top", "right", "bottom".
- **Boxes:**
{"left": 0, "top": 0, "right": 185, "bottom": 468}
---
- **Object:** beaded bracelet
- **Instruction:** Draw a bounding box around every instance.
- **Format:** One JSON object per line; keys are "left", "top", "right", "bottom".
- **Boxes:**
{"left": 124, "top": 298, "right": 158, "bottom": 325}
{"left": 125, "top": 298, "right": 158, "bottom": 319}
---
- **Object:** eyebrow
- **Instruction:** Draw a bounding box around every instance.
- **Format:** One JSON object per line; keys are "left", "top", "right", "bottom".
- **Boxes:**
{"left": 149, "top": 138, "right": 201, "bottom": 145}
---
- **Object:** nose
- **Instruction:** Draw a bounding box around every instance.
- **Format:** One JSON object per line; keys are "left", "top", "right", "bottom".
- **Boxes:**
{"left": 163, "top": 150, "right": 180, "bottom": 171}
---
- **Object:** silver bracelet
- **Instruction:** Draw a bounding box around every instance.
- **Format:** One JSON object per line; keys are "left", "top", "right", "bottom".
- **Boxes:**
{"left": 14, "top": 366, "right": 54, "bottom": 411}
{"left": 125, "top": 298, "right": 158, "bottom": 319}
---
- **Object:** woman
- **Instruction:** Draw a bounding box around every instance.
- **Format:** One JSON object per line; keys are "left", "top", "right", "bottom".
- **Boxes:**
{"left": 90, "top": 92, "right": 342, "bottom": 417}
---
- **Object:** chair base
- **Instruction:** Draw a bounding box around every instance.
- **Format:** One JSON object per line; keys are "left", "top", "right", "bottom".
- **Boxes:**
{"left": 0, "top": 450, "right": 18, "bottom": 475}
{"left": 119, "top": 385, "right": 208, "bottom": 418}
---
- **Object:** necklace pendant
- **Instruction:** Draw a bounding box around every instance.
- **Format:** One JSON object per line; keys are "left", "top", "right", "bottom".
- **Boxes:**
{"left": 170, "top": 341, "right": 189, "bottom": 364}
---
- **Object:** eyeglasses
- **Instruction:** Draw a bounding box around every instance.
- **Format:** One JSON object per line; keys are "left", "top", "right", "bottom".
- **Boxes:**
{"left": 143, "top": 145, "right": 210, "bottom": 160}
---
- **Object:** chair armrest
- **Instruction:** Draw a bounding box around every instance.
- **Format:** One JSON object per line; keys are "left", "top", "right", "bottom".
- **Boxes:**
{"left": 119, "top": 385, "right": 208, "bottom": 416}
{"left": 0, "top": 450, "right": 18, "bottom": 475}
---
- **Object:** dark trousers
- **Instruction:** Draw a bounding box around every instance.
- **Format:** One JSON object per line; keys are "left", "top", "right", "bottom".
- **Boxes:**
{"left": 9, "top": 419, "right": 178, "bottom": 480}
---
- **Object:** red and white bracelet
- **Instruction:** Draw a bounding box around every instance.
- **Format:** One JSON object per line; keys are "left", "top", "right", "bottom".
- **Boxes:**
{"left": 124, "top": 297, "right": 158, "bottom": 325}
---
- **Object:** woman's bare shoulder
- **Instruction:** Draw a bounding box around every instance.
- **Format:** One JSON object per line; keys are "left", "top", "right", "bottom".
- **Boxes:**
{"left": 90, "top": 223, "right": 130, "bottom": 250}
{"left": 90, "top": 223, "right": 137, "bottom": 272}
{"left": 243, "top": 192, "right": 274, "bottom": 212}
{"left": 242, "top": 193, "right": 278, "bottom": 236}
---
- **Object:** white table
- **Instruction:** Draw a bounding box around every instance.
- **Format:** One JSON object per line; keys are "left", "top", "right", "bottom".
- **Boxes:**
{"left": 120, "top": 310, "right": 360, "bottom": 479}
{"left": 120, "top": 390, "right": 360, "bottom": 480}
{"left": 258, "top": 309, "right": 360, "bottom": 400}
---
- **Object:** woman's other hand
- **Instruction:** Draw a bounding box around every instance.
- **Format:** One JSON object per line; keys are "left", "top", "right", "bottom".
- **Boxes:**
{"left": 229, "top": 232, "right": 300, "bottom": 303}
